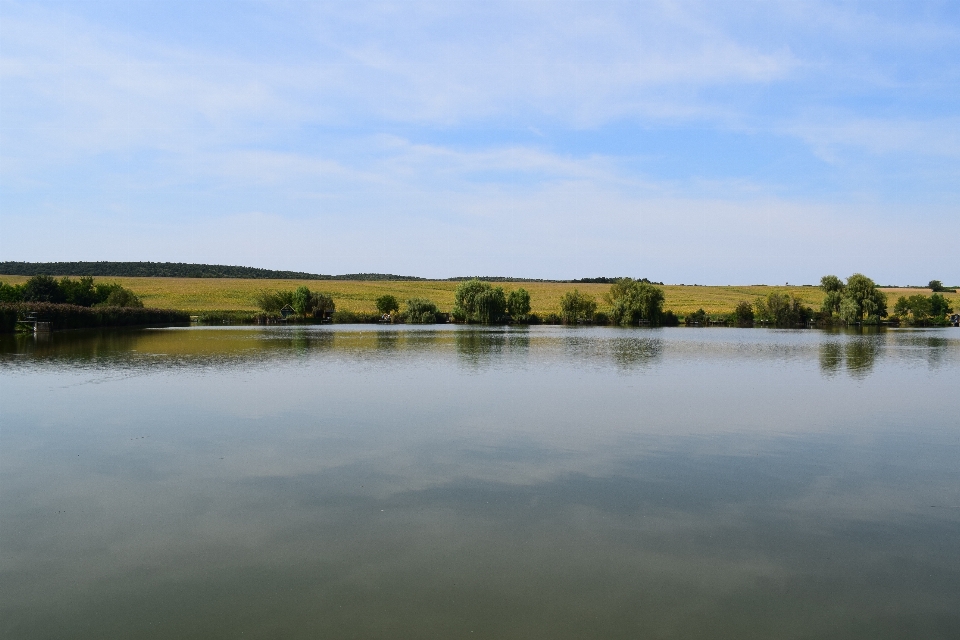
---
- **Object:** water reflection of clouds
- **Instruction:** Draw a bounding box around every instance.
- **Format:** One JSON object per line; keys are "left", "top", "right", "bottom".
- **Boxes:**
{"left": 5, "top": 431, "right": 958, "bottom": 638}
{"left": 4, "top": 328, "right": 960, "bottom": 637}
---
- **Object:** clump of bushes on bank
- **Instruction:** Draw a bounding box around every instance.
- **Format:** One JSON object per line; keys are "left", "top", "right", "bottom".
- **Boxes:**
{"left": 559, "top": 290, "right": 597, "bottom": 324}
{"left": 819, "top": 274, "right": 887, "bottom": 325}
{"left": 684, "top": 308, "right": 709, "bottom": 326}
{"left": 892, "top": 293, "right": 954, "bottom": 326}
{"left": 0, "top": 302, "right": 188, "bottom": 333}
{"left": 0, "top": 275, "right": 143, "bottom": 308}
{"left": 406, "top": 298, "right": 444, "bottom": 324}
{"left": 754, "top": 291, "right": 814, "bottom": 327}
{"left": 707, "top": 273, "right": 894, "bottom": 328}
{"left": 556, "top": 279, "right": 678, "bottom": 326}
{"left": 606, "top": 278, "right": 673, "bottom": 326}
{"left": 376, "top": 295, "right": 400, "bottom": 317}
{"left": 685, "top": 301, "right": 754, "bottom": 327}
{"left": 452, "top": 279, "right": 531, "bottom": 324}
{"left": 254, "top": 285, "right": 335, "bottom": 319}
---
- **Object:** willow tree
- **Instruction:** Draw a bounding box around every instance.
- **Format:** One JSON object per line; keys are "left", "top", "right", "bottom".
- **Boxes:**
{"left": 819, "top": 273, "right": 887, "bottom": 325}
{"left": 559, "top": 289, "right": 597, "bottom": 324}
{"left": 606, "top": 278, "right": 665, "bottom": 326}
{"left": 453, "top": 279, "right": 507, "bottom": 323}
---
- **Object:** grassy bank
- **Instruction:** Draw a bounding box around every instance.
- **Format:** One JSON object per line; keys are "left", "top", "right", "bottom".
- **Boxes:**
{"left": 1, "top": 275, "right": 955, "bottom": 317}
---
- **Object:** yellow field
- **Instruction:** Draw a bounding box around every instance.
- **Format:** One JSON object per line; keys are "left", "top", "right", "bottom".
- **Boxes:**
{"left": 1, "top": 275, "right": 956, "bottom": 316}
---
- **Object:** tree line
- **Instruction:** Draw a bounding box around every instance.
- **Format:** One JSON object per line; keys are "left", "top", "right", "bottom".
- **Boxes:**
{"left": 250, "top": 278, "right": 679, "bottom": 327}
{"left": 0, "top": 275, "right": 144, "bottom": 308}
{"left": 0, "top": 262, "right": 425, "bottom": 281}
{"left": 680, "top": 273, "right": 955, "bottom": 328}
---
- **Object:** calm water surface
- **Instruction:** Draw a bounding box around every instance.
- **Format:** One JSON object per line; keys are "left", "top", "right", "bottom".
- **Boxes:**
{"left": 1, "top": 325, "right": 958, "bottom": 639}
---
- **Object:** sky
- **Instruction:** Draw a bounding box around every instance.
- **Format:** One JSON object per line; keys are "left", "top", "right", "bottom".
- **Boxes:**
{"left": 1, "top": 0, "right": 957, "bottom": 284}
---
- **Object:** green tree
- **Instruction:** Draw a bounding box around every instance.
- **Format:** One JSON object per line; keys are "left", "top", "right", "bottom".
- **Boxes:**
{"left": 376, "top": 294, "right": 400, "bottom": 316}
{"left": 406, "top": 298, "right": 441, "bottom": 324}
{"left": 606, "top": 278, "right": 666, "bottom": 326}
{"left": 559, "top": 289, "right": 597, "bottom": 324}
{"left": 0, "top": 281, "right": 22, "bottom": 303}
{"left": 838, "top": 297, "right": 859, "bottom": 324}
{"left": 21, "top": 275, "right": 65, "bottom": 303}
{"left": 59, "top": 276, "right": 99, "bottom": 306}
{"left": 733, "top": 301, "right": 754, "bottom": 327}
{"left": 506, "top": 288, "right": 531, "bottom": 320}
{"left": 819, "top": 273, "right": 888, "bottom": 325}
{"left": 310, "top": 292, "right": 335, "bottom": 317}
{"left": 453, "top": 279, "right": 507, "bottom": 323}
{"left": 894, "top": 293, "right": 953, "bottom": 326}
{"left": 103, "top": 287, "right": 143, "bottom": 308}
{"left": 843, "top": 273, "right": 887, "bottom": 324}
{"left": 894, "top": 295, "right": 931, "bottom": 325}
{"left": 930, "top": 293, "right": 953, "bottom": 318}
{"left": 292, "top": 286, "right": 312, "bottom": 315}
{"left": 254, "top": 289, "right": 283, "bottom": 313}
{"left": 929, "top": 280, "right": 944, "bottom": 292}
{"left": 820, "top": 275, "right": 845, "bottom": 315}
{"left": 685, "top": 308, "right": 708, "bottom": 326}
{"left": 755, "top": 291, "right": 813, "bottom": 327}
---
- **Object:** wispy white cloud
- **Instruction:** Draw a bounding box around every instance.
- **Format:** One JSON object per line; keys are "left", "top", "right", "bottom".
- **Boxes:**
{"left": 1, "top": 0, "right": 958, "bottom": 282}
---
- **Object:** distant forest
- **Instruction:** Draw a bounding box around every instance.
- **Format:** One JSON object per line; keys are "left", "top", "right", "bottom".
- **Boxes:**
{"left": 0, "top": 262, "right": 659, "bottom": 284}
{"left": 0, "top": 262, "right": 425, "bottom": 281}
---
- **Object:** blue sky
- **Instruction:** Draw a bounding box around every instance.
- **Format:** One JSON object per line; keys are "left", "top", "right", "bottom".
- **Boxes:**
{"left": 1, "top": 0, "right": 957, "bottom": 284}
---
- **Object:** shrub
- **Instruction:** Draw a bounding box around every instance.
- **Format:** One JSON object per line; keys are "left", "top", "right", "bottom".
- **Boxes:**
{"left": 59, "top": 276, "right": 99, "bottom": 306}
{"left": 21, "top": 275, "right": 65, "bottom": 303}
{"left": 257, "top": 287, "right": 333, "bottom": 317}
{"left": 406, "top": 298, "right": 442, "bottom": 324}
{"left": 14, "top": 275, "right": 144, "bottom": 308}
{"left": 733, "top": 301, "right": 754, "bottom": 327}
{"left": 895, "top": 293, "right": 954, "bottom": 326}
{"left": 103, "top": 287, "right": 143, "bottom": 308}
{"left": 661, "top": 310, "right": 680, "bottom": 327}
{"left": 292, "top": 286, "right": 312, "bottom": 315}
{"left": 376, "top": 294, "right": 400, "bottom": 316}
{"left": 506, "top": 288, "right": 531, "bottom": 321}
{"left": 755, "top": 291, "right": 813, "bottom": 327}
{"left": 0, "top": 281, "right": 23, "bottom": 303}
{"left": 309, "top": 292, "right": 335, "bottom": 318}
{"left": 606, "top": 278, "right": 666, "bottom": 326}
{"left": 930, "top": 293, "right": 953, "bottom": 318}
{"left": 453, "top": 279, "right": 507, "bottom": 323}
{"left": 685, "top": 308, "right": 708, "bottom": 326}
{"left": 559, "top": 290, "right": 597, "bottom": 324}
{"left": 254, "top": 289, "right": 285, "bottom": 313}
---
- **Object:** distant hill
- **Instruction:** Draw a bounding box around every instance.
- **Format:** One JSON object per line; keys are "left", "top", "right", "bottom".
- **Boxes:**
{"left": 0, "top": 262, "right": 425, "bottom": 281}
{"left": 0, "top": 262, "right": 660, "bottom": 284}
{"left": 442, "top": 276, "right": 663, "bottom": 284}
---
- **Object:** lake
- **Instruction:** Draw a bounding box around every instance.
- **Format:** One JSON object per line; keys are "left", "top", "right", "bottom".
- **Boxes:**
{"left": 1, "top": 325, "right": 958, "bottom": 639}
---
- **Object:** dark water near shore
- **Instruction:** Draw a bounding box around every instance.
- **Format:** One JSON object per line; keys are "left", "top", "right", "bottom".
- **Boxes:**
{"left": 1, "top": 325, "right": 958, "bottom": 639}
